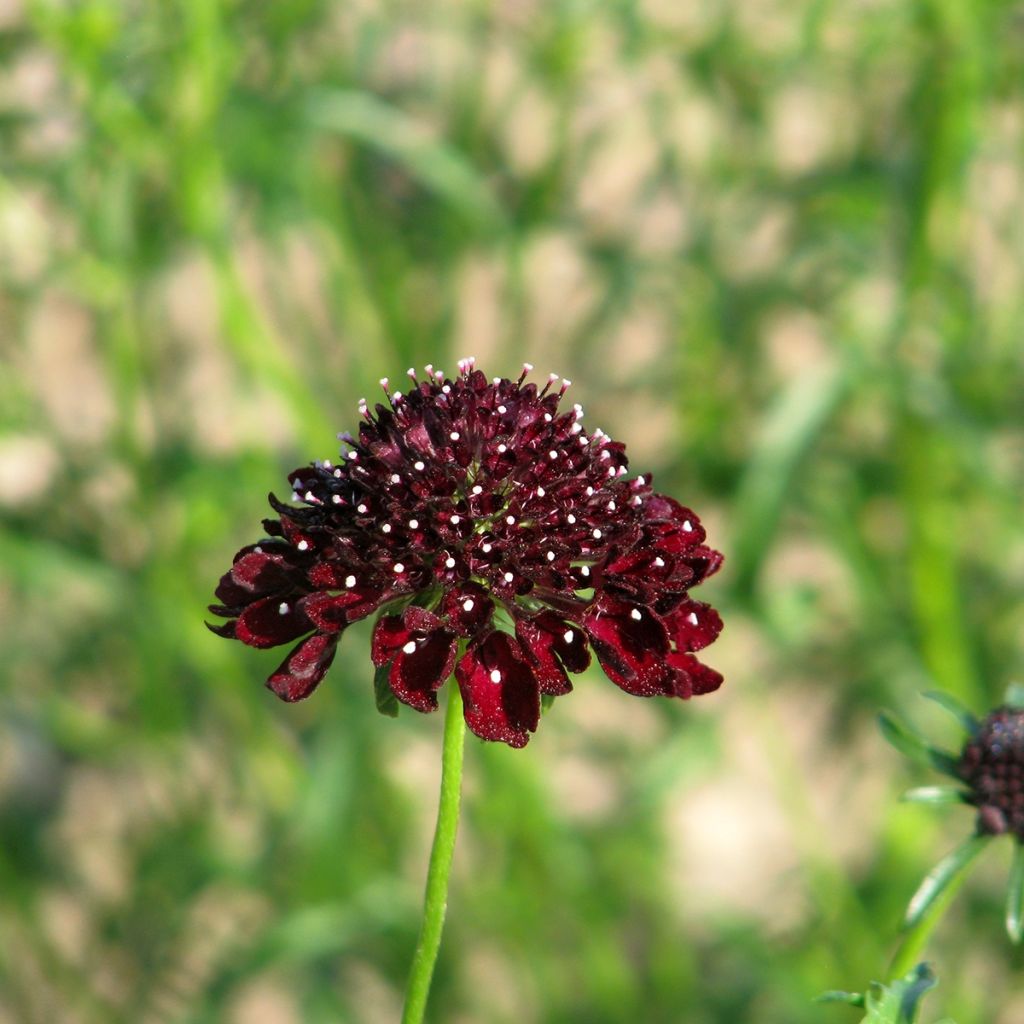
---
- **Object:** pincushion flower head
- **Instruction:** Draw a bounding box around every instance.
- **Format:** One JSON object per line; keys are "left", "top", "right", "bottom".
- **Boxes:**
{"left": 208, "top": 359, "right": 724, "bottom": 748}
{"left": 881, "top": 686, "right": 1024, "bottom": 947}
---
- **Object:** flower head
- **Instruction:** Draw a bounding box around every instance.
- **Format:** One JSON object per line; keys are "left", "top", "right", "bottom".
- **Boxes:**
{"left": 208, "top": 359, "right": 724, "bottom": 746}
{"left": 958, "top": 706, "right": 1024, "bottom": 840}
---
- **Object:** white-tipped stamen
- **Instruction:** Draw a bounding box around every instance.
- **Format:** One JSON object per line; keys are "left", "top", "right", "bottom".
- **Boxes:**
{"left": 563, "top": 629, "right": 574, "bottom": 644}
{"left": 409, "top": 519, "right": 419, "bottom": 529}
{"left": 445, "top": 557, "right": 456, "bottom": 569}
{"left": 631, "top": 609, "right": 642, "bottom": 621}
{"left": 490, "top": 669, "right": 502, "bottom": 683}
{"left": 503, "top": 572, "right": 514, "bottom": 583}
{"left": 393, "top": 562, "right": 404, "bottom": 573}
{"left": 683, "top": 520, "right": 693, "bottom": 531}
{"left": 688, "top": 612, "right": 699, "bottom": 625}
{"left": 278, "top": 602, "right": 290, "bottom": 614}
{"left": 345, "top": 575, "right": 357, "bottom": 588}
{"left": 297, "top": 540, "right": 309, "bottom": 551}
{"left": 403, "top": 641, "right": 417, "bottom": 654}
{"left": 414, "top": 461, "right": 425, "bottom": 471}
{"left": 391, "top": 474, "right": 401, "bottom": 484}
{"left": 463, "top": 599, "right": 475, "bottom": 612}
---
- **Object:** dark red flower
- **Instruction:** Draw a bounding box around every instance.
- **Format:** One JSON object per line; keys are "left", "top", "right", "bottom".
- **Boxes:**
{"left": 958, "top": 707, "right": 1024, "bottom": 840}
{"left": 208, "top": 359, "right": 724, "bottom": 747}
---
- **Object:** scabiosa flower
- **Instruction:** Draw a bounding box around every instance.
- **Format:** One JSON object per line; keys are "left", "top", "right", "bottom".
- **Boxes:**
{"left": 882, "top": 686, "right": 1024, "bottom": 944}
{"left": 208, "top": 359, "right": 724, "bottom": 747}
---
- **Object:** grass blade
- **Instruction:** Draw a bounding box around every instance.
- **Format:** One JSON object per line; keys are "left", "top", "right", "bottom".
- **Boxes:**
{"left": 1006, "top": 842, "right": 1024, "bottom": 944}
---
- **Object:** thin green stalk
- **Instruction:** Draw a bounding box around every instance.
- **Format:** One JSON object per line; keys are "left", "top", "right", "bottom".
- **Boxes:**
{"left": 401, "top": 683, "right": 467, "bottom": 1024}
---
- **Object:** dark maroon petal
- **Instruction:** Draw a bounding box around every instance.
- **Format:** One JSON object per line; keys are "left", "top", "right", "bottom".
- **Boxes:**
{"left": 515, "top": 617, "right": 572, "bottom": 696}
{"left": 582, "top": 595, "right": 672, "bottom": 697}
{"left": 205, "top": 618, "right": 237, "bottom": 639}
{"left": 235, "top": 596, "right": 313, "bottom": 649}
{"left": 681, "top": 546, "right": 724, "bottom": 585}
{"left": 456, "top": 631, "right": 540, "bottom": 748}
{"left": 663, "top": 599, "right": 723, "bottom": 653}
{"left": 267, "top": 633, "right": 337, "bottom": 701}
{"left": 440, "top": 582, "right": 494, "bottom": 637}
{"left": 371, "top": 616, "right": 411, "bottom": 667}
{"left": 303, "top": 589, "right": 384, "bottom": 631}
{"left": 389, "top": 630, "right": 458, "bottom": 713}
{"left": 666, "top": 652, "right": 724, "bottom": 698}
{"left": 403, "top": 605, "right": 444, "bottom": 633}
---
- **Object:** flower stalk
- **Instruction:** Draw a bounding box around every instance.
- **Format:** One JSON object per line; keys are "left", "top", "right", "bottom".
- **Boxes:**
{"left": 401, "top": 682, "right": 467, "bottom": 1024}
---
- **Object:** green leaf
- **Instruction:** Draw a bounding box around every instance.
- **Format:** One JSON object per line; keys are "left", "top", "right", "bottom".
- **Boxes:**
{"left": 1006, "top": 842, "right": 1024, "bottom": 944}
{"left": 306, "top": 89, "right": 505, "bottom": 231}
{"left": 878, "top": 712, "right": 959, "bottom": 776}
{"left": 816, "top": 990, "right": 865, "bottom": 1006}
{"left": 900, "top": 786, "right": 967, "bottom": 806}
{"left": 820, "top": 965, "right": 953, "bottom": 1024}
{"left": 541, "top": 693, "right": 556, "bottom": 713}
{"left": 373, "top": 662, "right": 399, "bottom": 718}
{"left": 904, "top": 835, "right": 990, "bottom": 930}
{"left": 921, "top": 691, "right": 979, "bottom": 735}
{"left": 1004, "top": 682, "right": 1024, "bottom": 710}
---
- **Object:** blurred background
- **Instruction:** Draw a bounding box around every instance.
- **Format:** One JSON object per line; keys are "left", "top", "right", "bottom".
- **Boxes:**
{"left": 1, "top": 0, "right": 1023, "bottom": 1021}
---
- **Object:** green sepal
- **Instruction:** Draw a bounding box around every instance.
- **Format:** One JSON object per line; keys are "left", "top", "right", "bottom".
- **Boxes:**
{"left": 373, "top": 662, "right": 399, "bottom": 718}
{"left": 1006, "top": 841, "right": 1024, "bottom": 944}
{"left": 920, "top": 691, "right": 979, "bottom": 736}
{"left": 900, "top": 786, "right": 967, "bottom": 806}
{"left": 819, "top": 965, "right": 945, "bottom": 1024}
{"left": 541, "top": 693, "right": 556, "bottom": 713}
{"left": 1004, "top": 682, "right": 1024, "bottom": 710}
{"left": 878, "top": 712, "right": 959, "bottom": 777}
{"left": 903, "top": 835, "right": 990, "bottom": 930}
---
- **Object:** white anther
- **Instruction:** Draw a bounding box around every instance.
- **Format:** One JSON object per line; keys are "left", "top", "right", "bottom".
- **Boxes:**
{"left": 334, "top": 468, "right": 343, "bottom": 477}
{"left": 332, "top": 494, "right": 342, "bottom": 504}
{"left": 547, "top": 551, "right": 555, "bottom": 561}
{"left": 450, "top": 431, "right": 460, "bottom": 441}
{"left": 654, "top": 557, "right": 665, "bottom": 568}
{"left": 688, "top": 612, "right": 699, "bottom": 625}
{"left": 409, "top": 519, "right": 419, "bottom": 529}
{"left": 617, "top": 466, "right": 627, "bottom": 476}
{"left": 482, "top": 543, "right": 492, "bottom": 553}
{"left": 403, "top": 641, "right": 417, "bottom": 654}
{"left": 297, "top": 540, "right": 309, "bottom": 551}
{"left": 580, "top": 566, "right": 591, "bottom": 577}
{"left": 633, "top": 496, "right": 643, "bottom": 506}
{"left": 563, "top": 629, "right": 574, "bottom": 644}
{"left": 292, "top": 492, "right": 301, "bottom": 502}
{"left": 586, "top": 487, "right": 594, "bottom": 496}
{"left": 451, "top": 515, "right": 461, "bottom": 525}
{"left": 608, "top": 467, "right": 616, "bottom": 477}
{"left": 357, "top": 504, "right": 368, "bottom": 513}
{"left": 379, "top": 377, "right": 389, "bottom": 388}
{"left": 503, "top": 572, "right": 514, "bottom": 583}
{"left": 593, "top": 528, "right": 603, "bottom": 539}
{"left": 631, "top": 609, "right": 642, "bottom": 621}
{"left": 636, "top": 476, "right": 645, "bottom": 486}
{"left": 497, "top": 405, "right": 507, "bottom": 414}
{"left": 523, "top": 362, "right": 534, "bottom": 372}
{"left": 490, "top": 669, "right": 502, "bottom": 683}
{"left": 391, "top": 474, "right": 401, "bottom": 483}
{"left": 493, "top": 376, "right": 501, "bottom": 384}
{"left": 345, "top": 575, "right": 357, "bottom": 588}
{"left": 548, "top": 372, "right": 559, "bottom": 383}
{"left": 544, "top": 413, "right": 553, "bottom": 422}
{"left": 537, "top": 486, "right": 546, "bottom": 497}
{"left": 323, "top": 459, "right": 333, "bottom": 469}
{"left": 498, "top": 443, "right": 507, "bottom": 453}
{"left": 549, "top": 450, "right": 558, "bottom": 459}
{"left": 607, "top": 500, "right": 616, "bottom": 511}
{"left": 462, "top": 599, "right": 475, "bottom": 612}
{"left": 579, "top": 436, "right": 588, "bottom": 446}
{"left": 506, "top": 515, "right": 516, "bottom": 525}
{"left": 382, "top": 524, "right": 392, "bottom": 533}
{"left": 253, "top": 546, "right": 263, "bottom": 553}
{"left": 442, "top": 385, "right": 451, "bottom": 394}
{"left": 472, "top": 485, "right": 483, "bottom": 495}
{"left": 601, "top": 450, "right": 611, "bottom": 460}
{"left": 414, "top": 461, "right": 425, "bottom": 471}
{"left": 683, "top": 520, "right": 693, "bottom": 531}
{"left": 571, "top": 423, "right": 582, "bottom": 434}
{"left": 393, "top": 563, "right": 404, "bottom": 573}
{"left": 392, "top": 390, "right": 402, "bottom": 401}
{"left": 567, "top": 514, "right": 576, "bottom": 524}
{"left": 278, "top": 602, "right": 290, "bottom": 615}
{"left": 445, "top": 557, "right": 456, "bottom": 569}
{"left": 562, "top": 378, "right": 572, "bottom": 388}
{"left": 348, "top": 451, "right": 358, "bottom": 460}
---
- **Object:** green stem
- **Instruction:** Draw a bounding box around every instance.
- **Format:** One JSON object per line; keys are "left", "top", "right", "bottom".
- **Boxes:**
{"left": 401, "top": 682, "right": 467, "bottom": 1024}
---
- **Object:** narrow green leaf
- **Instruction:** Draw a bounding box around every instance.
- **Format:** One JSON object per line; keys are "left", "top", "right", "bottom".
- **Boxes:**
{"left": 374, "top": 663, "right": 399, "bottom": 718}
{"left": 904, "top": 835, "right": 989, "bottom": 930}
{"left": 900, "top": 786, "right": 967, "bottom": 806}
{"left": 1004, "top": 682, "right": 1024, "bottom": 710}
{"left": 921, "top": 690, "right": 979, "bottom": 735}
{"left": 816, "top": 990, "right": 865, "bottom": 1006}
{"left": 541, "top": 693, "right": 556, "bottom": 713}
{"left": 1006, "top": 842, "right": 1024, "bottom": 944}
{"left": 878, "top": 713, "right": 959, "bottom": 776}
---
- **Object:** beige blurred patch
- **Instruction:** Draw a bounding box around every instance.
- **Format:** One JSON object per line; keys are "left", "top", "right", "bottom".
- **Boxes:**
{"left": 520, "top": 230, "right": 595, "bottom": 355}
{"left": 841, "top": 275, "right": 897, "bottom": 348}
{"left": 39, "top": 888, "right": 92, "bottom": 967}
{"left": 669, "top": 93, "right": 722, "bottom": 171}
{"left": 633, "top": 188, "right": 690, "bottom": 255}
{"left": 0, "top": 0, "right": 23, "bottom": 28}
{"left": 230, "top": 979, "right": 302, "bottom": 1024}
{"left": 0, "top": 186, "right": 53, "bottom": 285}
{"left": 564, "top": 677, "right": 665, "bottom": 747}
{"left": 734, "top": 0, "right": 802, "bottom": 55}
{"left": 461, "top": 944, "right": 537, "bottom": 1023}
{"left": 502, "top": 84, "right": 556, "bottom": 175}
{"left": 454, "top": 252, "right": 505, "bottom": 363}
{"left": 717, "top": 201, "right": 791, "bottom": 281}
{"left": 770, "top": 86, "right": 840, "bottom": 176}
{"left": 0, "top": 434, "right": 59, "bottom": 506}
{"left": 26, "top": 293, "right": 115, "bottom": 445}
{"left": 343, "top": 960, "right": 402, "bottom": 1024}
{"left": 639, "top": 0, "right": 722, "bottom": 39}
{"left": 762, "top": 309, "right": 831, "bottom": 381}
{"left": 547, "top": 753, "right": 622, "bottom": 823}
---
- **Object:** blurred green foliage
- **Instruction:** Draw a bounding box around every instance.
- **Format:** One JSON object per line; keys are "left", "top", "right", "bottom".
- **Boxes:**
{"left": 1, "top": 0, "right": 1023, "bottom": 1021}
